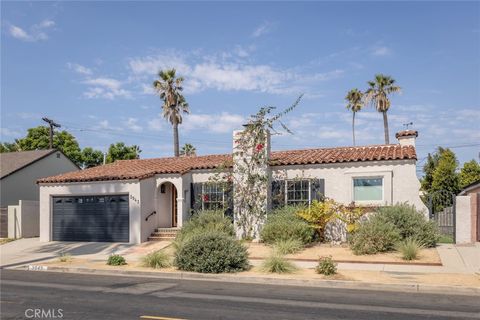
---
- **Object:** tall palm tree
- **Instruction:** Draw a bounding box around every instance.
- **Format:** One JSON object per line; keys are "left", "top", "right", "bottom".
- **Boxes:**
{"left": 345, "top": 88, "right": 364, "bottom": 146}
{"left": 180, "top": 143, "right": 196, "bottom": 157}
{"left": 153, "top": 68, "right": 190, "bottom": 157}
{"left": 364, "top": 74, "right": 401, "bottom": 144}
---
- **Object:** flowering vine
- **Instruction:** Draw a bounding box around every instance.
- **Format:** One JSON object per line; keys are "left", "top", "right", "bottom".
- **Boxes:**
{"left": 209, "top": 95, "right": 303, "bottom": 239}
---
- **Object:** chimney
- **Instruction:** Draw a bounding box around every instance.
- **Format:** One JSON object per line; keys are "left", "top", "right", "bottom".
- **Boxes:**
{"left": 395, "top": 130, "right": 418, "bottom": 147}
{"left": 232, "top": 127, "right": 271, "bottom": 240}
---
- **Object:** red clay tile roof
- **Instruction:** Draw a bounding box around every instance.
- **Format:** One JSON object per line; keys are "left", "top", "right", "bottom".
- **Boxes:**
{"left": 395, "top": 130, "right": 418, "bottom": 138}
{"left": 38, "top": 144, "right": 416, "bottom": 184}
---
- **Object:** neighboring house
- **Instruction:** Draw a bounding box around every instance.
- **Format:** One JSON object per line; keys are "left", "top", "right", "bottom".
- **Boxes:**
{"left": 38, "top": 130, "right": 426, "bottom": 244}
{"left": 0, "top": 149, "right": 80, "bottom": 237}
{"left": 456, "top": 180, "right": 480, "bottom": 243}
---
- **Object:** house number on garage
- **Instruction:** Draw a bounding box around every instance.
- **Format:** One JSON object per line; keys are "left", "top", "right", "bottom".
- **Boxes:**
{"left": 130, "top": 194, "right": 140, "bottom": 204}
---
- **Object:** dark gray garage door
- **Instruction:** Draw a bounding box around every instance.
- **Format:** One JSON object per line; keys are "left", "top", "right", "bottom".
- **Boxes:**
{"left": 52, "top": 195, "right": 129, "bottom": 242}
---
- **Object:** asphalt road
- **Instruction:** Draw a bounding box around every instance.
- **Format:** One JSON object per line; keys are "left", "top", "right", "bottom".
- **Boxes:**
{"left": 1, "top": 270, "right": 479, "bottom": 320}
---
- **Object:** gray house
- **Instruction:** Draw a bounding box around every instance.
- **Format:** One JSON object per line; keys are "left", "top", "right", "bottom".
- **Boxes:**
{"left": 0, "top": 149, "right": 79, "bottom": 237}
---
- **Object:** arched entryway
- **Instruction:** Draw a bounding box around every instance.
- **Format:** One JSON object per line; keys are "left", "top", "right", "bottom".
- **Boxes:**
{"left": 157, "top": 182, "right": 178, "bottom": 228}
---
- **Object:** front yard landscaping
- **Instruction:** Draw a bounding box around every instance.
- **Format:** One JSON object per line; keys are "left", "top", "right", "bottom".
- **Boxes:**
{"left": 247, "top": 242, "right": 441, "bottom": 265}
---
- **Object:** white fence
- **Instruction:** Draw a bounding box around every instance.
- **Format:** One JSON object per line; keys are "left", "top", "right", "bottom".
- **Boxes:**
{"left": 8, "top": 200, "right": 39, "bottom": 239}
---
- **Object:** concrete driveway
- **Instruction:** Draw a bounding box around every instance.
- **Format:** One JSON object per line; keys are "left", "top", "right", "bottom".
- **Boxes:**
{"left": 0, "top": 238, "right": 136, "bottom": 268}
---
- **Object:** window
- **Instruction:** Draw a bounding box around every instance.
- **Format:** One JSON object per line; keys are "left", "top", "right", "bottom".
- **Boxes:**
{"left": 202, "top": 183, "right": 226, "bottom": 210}
{"left": 286, "top": 180, "right": 310, "bottom": 205}
{"left": 353, "top": 177, "right": 383, "bottom": 201}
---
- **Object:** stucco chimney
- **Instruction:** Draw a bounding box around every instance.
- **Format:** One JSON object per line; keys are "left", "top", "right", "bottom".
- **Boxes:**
{"left": 232, "top": 127, "right": 271, "bottom": 240}
{"left": 395, "top": 130, "right": 418, "bottom": 147}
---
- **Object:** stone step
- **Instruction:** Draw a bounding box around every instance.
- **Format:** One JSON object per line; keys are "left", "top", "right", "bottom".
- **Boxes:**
{"left": 148, "top": 236, "right": 176, "bottom": 241}
{"left": 155, "top": 227, "right": 180, "bottom": 231}
{"left": 150, "top": 232, "right": 177, "bottom": 237}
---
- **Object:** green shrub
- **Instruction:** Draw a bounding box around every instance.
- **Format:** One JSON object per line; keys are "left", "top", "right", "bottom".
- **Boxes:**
{"left": 396, "top": 238, "right": 424, "bottom": 260}
{"left": 142, "top": 250, "right": 170, "bottom": 269}
{"left": 261, "top": 206, "right": 315, "bottom": 244}
{"left": 174, "top": 210, "right": 234, "bottom": 250}
{"left": 316, "top": 256, "right": 337, "bottom": 275}
{"left": 260, "top": 252, "right": 297, "bottom": 274}
{"left": 349, "top": 216, "right": 401, "bottom": 255}
{"left": 375, "top": 204, "right": 439, "bottom": 247}
{"left": 273, "top": 239, "right": 304, "bottom": 255}
{"left": 107, "top": 254, "right": 126, "bottom": 266}
{"left": 58, "top": 253, "right": 72, "bottom": 263}
{"left": 174, "top": 232, "right": 249, "bottom": 273}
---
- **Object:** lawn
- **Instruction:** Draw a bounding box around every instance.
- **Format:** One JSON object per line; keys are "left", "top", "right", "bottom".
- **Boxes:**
{"left": 438, "top": 235, "right": 454, "bottom": 244}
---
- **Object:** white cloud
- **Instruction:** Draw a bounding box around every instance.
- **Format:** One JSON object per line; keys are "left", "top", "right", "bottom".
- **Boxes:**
{"left": 0, "top": 128, "right": 21, "bottom": 137}
{"left": 125, "top": 118, "right": 142, "bottom": 132}
{"left": 7, "top": 19, "right": 55, "bottom": 42}
{"left": 252, "top": 21, "right": 274, "bottom": 38}
{"left": 38, "top": 20, "right": 55, "bottom": 28}
{"left": 147, "top": 116, "right": 165, "bottom": 131}
{"left": 83, "top": 77, "right": 131, "bottom": 99}
{"left": 9, "top": 25, "right": 31, "bottom": 41}
{"left": 372, "top": 46, "right": 392, "bottom": 56}
{"left": 183, "top": 112, "right": 245, "bottom": 134}
{"left": 67, "top": 63, "right": 93, "bottom": 75}
{"left": 129, "top": 52, "right": 342, "bottom": 96}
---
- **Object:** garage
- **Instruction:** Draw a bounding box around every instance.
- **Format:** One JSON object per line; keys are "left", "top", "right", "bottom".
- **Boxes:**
{"left": 52, "top": 195, "right": 129, "bottom": 242}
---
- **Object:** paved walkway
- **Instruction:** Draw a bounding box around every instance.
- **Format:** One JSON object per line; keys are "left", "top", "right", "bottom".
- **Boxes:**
{"left": 0, "top": 238, "right": 144, "bottom": 268}
{"left": 2, "top": 239, "right": 479, "bottom": 275}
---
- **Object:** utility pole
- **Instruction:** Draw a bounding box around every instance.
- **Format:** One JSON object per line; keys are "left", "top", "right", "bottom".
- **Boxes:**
{"left": 42, "top": 117, "right": 61, "bottom": 149}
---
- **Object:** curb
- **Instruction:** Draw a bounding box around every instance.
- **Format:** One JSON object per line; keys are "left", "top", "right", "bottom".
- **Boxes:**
{"left": 12, "top": 264, "right": 480, "bottom": 296}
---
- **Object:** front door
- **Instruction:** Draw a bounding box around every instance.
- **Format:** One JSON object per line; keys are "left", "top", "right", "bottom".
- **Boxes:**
{"left": 171, "top": 186, "right": 178, "bottom": 227}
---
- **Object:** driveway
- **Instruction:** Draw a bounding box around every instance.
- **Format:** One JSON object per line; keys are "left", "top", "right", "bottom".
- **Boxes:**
{"left": 0, "top": 238, "right": 136, "bottom": 268}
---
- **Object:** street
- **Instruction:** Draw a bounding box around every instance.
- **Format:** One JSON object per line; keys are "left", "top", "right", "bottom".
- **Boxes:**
{"left": 1, "top": 270, "right": 479, "bottom": 320}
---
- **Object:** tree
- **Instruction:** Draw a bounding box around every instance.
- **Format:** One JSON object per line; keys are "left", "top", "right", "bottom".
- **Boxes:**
{"left": 15, "top": 126, "right": 83, "bottom": 166}
{"left": 431, "top": 148, "right": 460, "bottom": 195}
{"left": 459, "top": 160, "right": 480, "bottom": 189}
{"left": 345, "top": 88, "right": 364, "bottom": 146}
{"left": 153, "top": 68, "right": 190, "bottom": 157}
{"left": 364, "top": 74, "right": 401, "bottom": 144}
{"left": 180, "top": 143, "right": 196, "bottom": 157}
{"left": 81, "top": 147, "right": 104, "bottom": 168}
{"left": 106, "top": 142, "right": 141, "bottom": 163}
{"left": 420, "top": 147, "right": 444, "bottom": 194}
{"left": 0, "top": 142, "right": 19, "bottom": 153}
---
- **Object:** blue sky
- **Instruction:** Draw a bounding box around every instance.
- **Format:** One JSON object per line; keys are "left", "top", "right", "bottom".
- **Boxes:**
{"left": 1, "top": 1, "right": 479, "bottom": 175}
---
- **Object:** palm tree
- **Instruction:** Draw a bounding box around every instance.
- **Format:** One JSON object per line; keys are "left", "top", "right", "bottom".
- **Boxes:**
{"left": 364, "top": 74, "right": 401, "bottom": 144}
{"left": 153, "top": 68, "right": 190, "bottom": 157}
{"left": 180, "top": 143, "right": 196, "bottom": 157}
{"left": 345, "top": 88, "right": 364, "bottom": 146}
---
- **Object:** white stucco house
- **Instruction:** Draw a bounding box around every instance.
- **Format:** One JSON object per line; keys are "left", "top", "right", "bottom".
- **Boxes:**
{"left": 38, "top": 129, "right": 426, "bottom": 243}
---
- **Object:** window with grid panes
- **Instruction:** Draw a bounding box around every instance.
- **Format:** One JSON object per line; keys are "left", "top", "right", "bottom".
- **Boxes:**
{"left": 202, "top": 183, "right": 225, "bottom": 210}
{"left": 286, "top": 180, "right": 310, "bottom": 205}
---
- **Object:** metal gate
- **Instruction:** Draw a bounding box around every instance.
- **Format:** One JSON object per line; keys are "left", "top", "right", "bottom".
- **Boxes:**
{"left": 427, "top": 190, "right": 456, "bottom": 242}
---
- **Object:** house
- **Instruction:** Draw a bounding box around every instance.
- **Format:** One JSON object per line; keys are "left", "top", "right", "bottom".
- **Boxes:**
{"left": 37, "top": 129, "right": 426, "bottom": 244}
{"left": 456, "top": 180, "right": 480, "bottom": 244}
{"left": 0, "top": 149, "right": 80, "bottom": 238}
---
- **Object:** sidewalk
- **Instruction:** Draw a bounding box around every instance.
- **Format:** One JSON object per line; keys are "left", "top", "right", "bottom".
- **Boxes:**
{"left": 2, "top": 239, "right": 479, "bottom": 295}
